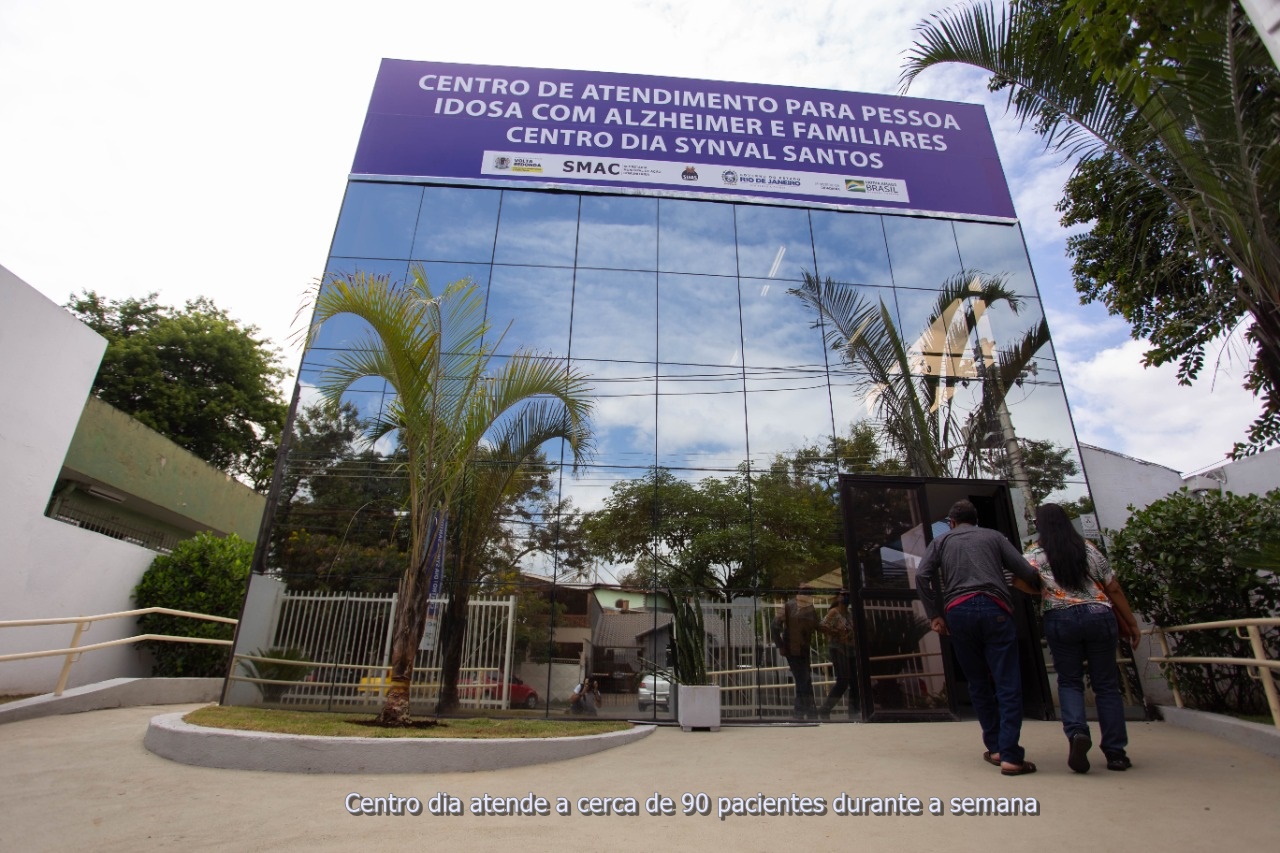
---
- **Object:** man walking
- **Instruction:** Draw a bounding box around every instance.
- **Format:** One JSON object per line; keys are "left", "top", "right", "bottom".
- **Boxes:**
{"left": 917, "top": 500, "right": 1043, "bottom": 775}
{"left": 775, "top": 584, "right": 821, "bottom": 720}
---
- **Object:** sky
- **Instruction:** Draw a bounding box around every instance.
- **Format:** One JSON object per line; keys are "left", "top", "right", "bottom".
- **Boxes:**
{"left": 0, "top": 0, "right": 1263, "bottom": 476}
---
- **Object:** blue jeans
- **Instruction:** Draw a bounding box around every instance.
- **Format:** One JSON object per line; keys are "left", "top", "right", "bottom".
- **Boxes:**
{"left": 787, "top": 654, "right": 816, "bottom": 717}
{"left": 946, "top": 596, "right": 1024, "bottom": 765}
{"left": 1044, "top": 604, "right": 1128, "bottom": 759}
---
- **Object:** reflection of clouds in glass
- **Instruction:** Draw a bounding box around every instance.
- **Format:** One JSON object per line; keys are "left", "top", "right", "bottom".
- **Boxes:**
{"left": 659, "top": 274, "right": 739, "bottom": 365}
{"left": 659, "top": 198, "right": 737, "bottom": 275}
{"left": 331, "top": 182, "right": 423, "bottom": 260}
{"left": 413, "top": 186, "right": 501, "bottom": 263}
{"left": 811, "top": 210, "right": 892, "bottom": 286}
{"left": 570, "top": 269, "right": 656, "bottom": 362}
{"left": 741, "top": 278, "right": 827, "bottom": 368}
{"left": 743, "top": 384, "right": 837, "bottom": 465}
{"left": 735, "top": 204, "right": 814, "bottom": 280}
{"left": 487, "top": 265, "right": 573, "bottom": 355}
{"left": 954, "top": 221, "right": 1037, "bottom": 297}
{"left": 577, "top": 196, "right": 657, "bottom": 270}
{"left": 658, "top": 366, "right": 747, "bottom": 470}
{"left": 883, "top": 217, "right": 962, "bottom": 290}
{"left": 493, "top": 191, "right": 579, "bottom": 267}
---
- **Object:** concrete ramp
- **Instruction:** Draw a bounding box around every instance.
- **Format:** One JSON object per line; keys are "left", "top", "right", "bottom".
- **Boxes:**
{"left": 0, "top": 677, "right": 220, "bottom": 724}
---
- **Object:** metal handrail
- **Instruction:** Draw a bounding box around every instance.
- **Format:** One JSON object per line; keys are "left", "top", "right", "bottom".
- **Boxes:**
{"left": 0, "top": 607, "right": 238, "bottom": 696}
{"left": 1145, "top": 617, "right": 1280, "bottom": 728}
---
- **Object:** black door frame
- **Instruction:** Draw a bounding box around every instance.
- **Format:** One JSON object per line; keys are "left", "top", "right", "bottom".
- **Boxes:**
{"left": 837, "top": 474, "right": 1054, "bottom": 723}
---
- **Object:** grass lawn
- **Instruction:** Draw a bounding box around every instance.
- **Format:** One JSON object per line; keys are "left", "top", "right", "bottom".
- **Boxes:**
{"left": 185, "top": 705, "right": 633, "bottom": 739}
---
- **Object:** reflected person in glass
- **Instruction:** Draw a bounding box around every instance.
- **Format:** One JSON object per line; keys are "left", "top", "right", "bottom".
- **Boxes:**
{"left": 775, "top": 585, "right": 821, "bottom": 720}
{"left": 818, "top": 588, "right": 859, "bottom": 720}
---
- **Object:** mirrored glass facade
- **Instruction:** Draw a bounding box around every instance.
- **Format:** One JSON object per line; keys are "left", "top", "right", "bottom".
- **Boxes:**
{"left": 228, "top": 174, "right": 1101, "bottom": 724}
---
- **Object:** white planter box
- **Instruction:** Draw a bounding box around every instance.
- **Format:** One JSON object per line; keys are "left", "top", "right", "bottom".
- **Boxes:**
{"left": 676, "top": 684, "right": 721, "bottom": 732}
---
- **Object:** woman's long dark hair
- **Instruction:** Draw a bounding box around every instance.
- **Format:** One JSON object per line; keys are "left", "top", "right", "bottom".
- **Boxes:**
{"left": 1035, "top": 503, "right": 1089, "bottom": 591}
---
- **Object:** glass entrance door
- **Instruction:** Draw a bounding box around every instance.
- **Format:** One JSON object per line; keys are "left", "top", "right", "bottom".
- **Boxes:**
{"left": 838, "top": 475, "right": 1054, "bottom": 723}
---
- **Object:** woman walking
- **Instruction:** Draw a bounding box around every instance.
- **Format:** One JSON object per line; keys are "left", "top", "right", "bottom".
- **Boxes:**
{"left": 1025, "top": 503, "right": 1141, "bottom": 773}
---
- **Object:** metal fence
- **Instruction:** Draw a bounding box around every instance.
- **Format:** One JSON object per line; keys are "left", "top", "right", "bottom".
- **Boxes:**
{"left": 227, "top": 590, "right": 516, "bottom": 713}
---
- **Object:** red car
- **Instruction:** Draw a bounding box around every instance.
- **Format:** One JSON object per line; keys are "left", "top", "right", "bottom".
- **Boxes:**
{"left": 460, "top": 672, "right": 540, "bottom": 709}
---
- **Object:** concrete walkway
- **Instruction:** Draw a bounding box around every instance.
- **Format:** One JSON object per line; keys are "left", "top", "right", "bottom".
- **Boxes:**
{"left": 2, "top": 705, "right": 1278, "bottom": 853}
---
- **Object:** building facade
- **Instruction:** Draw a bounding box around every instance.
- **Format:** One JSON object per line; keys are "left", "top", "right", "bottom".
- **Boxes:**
{"left": 231, "top": 61, "right": 1096, "bottom": 722}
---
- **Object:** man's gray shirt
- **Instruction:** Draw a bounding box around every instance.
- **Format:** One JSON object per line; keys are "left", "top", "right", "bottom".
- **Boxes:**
{"left": 916, "top": 525, "right": 1040, "bottom": 620}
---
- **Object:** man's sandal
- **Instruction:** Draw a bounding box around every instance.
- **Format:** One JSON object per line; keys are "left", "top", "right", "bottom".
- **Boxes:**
{"left": 982, "top": 751, "right": 1001, "bottom": 767}
{"left": 1000, "top": 761, "right": 1037, "bottom": 776}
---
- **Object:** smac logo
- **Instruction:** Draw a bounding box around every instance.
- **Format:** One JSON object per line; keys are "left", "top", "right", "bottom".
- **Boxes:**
{"left": 562, "top": 160, "right": 621, "bottom": 175}
{"left": 681, "top": 166, "right": 699, "bottom": 182}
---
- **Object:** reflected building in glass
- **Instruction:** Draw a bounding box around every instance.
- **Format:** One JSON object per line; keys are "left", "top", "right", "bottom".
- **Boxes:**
{"left": 227, "top": 61, "right": 1108, "bottom": 725}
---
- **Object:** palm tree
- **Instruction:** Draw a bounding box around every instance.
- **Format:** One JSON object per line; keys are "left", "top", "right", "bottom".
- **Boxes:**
{"left": 307, "top": 266, "right": 593, "bottom": 725}
{"left": 901, "top": 0, "right": 1280, "bottom": 455}
{"left": 790, "top": 269, "right": 1049, "bottom": 486}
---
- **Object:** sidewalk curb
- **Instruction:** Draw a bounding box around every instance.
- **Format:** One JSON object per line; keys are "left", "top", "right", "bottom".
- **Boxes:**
{"left": 1157, "top": 705, "right": 1280, "bottom": 760}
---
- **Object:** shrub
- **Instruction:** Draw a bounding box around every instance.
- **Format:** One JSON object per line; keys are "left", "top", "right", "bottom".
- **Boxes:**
{"left": 133, "top": 532, "right": 253, "bottom": 677}
{"left": 1110, "top": 488, "right": 1280, "bottom": 715}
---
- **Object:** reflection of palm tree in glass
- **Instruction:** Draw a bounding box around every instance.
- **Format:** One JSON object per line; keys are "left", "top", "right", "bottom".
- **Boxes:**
{"left": 790, "top": 270, "right": 1049, "bottom": 490}
{"left": 307, "top": 266, "right": 594, "bottom": 726}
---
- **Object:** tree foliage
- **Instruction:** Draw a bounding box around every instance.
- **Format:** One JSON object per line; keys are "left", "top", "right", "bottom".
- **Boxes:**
{"left": 133, "top": 532, "right": 253, "bottom": 677}
{"left": 902, "top": 0, "right": 1280, "bottom": 456}
{"left": 1109, "top": 488, "right": 1280, "bottom": 714}
{"left": 66, "top": 291, "right": 287, "bottom": 485}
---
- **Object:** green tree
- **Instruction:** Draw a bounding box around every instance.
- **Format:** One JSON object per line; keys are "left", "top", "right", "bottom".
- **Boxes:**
{"left": 133, "top": 532, "right": 253, "bottom": 677}
{"left": 995, "top": 438, "right": 1080, "bottom": 506}
{"left": 66, "top": 291, "right": 287, "bottom": 484}
{"left": 1109, "top": 488, "right": 1280, "bottom": 714}
{"left": 306, "top": 267, "right": 593, "bottom": 725}
{"left": 901, "top": 0, "right": 1280, "bottom": 456}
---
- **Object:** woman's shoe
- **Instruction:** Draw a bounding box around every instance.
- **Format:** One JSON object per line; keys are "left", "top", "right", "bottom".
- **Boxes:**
{"left": 1105, "top": 754, "right": 1132, "bottom": 771}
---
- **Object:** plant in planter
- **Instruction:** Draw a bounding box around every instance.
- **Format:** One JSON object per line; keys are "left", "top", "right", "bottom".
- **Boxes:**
{"left": 669, "top": 592, "right": 720, "bottom": 731}
{"left": 238, "top": 647, "right": 314, "bottom": 703}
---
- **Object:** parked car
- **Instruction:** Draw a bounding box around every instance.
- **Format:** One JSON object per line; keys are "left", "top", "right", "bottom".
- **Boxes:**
{"left": 460, "top": 672, "right": 540, "bottom": 709}
{"left": 638, "top": 674, "right": 671, "bottom": 712}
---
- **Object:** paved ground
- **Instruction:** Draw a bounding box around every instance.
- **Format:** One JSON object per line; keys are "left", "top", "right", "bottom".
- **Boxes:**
{"left": 2, "top": 704, "right": 1278, "bottom": 853}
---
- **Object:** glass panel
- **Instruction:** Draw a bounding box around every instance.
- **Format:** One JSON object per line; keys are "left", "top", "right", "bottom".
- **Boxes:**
{"left": 844, "top": 482, "right": 930, "bottom": 591}
{"left": 882, "top": 216, "right": 962, "bottom": 290}
{"left": 739, "top": 277, "right": 827, "bottom": 369}
{"left": 953, "top": 220, "right": 1038, "bottom": 297}
{"left": 330, "top": 182, "right": 422, "bottom": 260}
{"left": 308, "top": 259, "right": 411, "bottom": 352}
{"left": 493, "top": 191, "right": 579, "bottom": 267}
{"left": 412, "top": 186, "right": 501, "bottom": 262}
{"left": 734, "top": 205, "right": 815, "bottom": 282}
{"left": 657, "top": 364, "right": 747, "bottom": 471}
{"left": 658, "top": 273, "right": 741, "bottom": 366}
{"left": 811, "top": 210, "right": 892, "bottom": 286}
{"left": 743, "top": 382, "right": 834, "bottom": 468}
{"left": 485, "top": 265, "right": 572, "bottom": 355}
{"left": 576, "top": 195, "right": 657, "bottom": 270}
{"left": 577, "top": 358, "right": 657, "bottom": 473}
{"left": 864, "top": 598, "right": 944, "bottom": 714}
{"left": 569, "top": 269, "right": 655, "bottom": 362}
{"left": 658, "top": 198, "right": 738, "bottom": 275}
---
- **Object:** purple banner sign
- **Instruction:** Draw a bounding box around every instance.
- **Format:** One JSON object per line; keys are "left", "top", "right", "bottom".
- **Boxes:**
{"left": 354, "top": 60, "right": 1015, "bottom": 221}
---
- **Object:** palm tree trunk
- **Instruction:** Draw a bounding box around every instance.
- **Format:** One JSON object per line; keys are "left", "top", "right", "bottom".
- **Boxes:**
{"left": 434, "top": 581, "right": 470, "bottom": 714}
{"left": 376, "top": 515, "right": 443, "bottom": 726}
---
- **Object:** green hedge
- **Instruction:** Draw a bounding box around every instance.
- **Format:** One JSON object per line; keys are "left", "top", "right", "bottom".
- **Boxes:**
{"left": 133, "top": 532, "right": 252, "bottom": 677}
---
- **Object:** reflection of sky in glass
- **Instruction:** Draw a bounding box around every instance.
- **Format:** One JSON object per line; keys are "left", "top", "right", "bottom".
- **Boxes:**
{"left": 493, "top": 191, "right": 579, "bottom": 267}
{"left": 310, "top": 258, "right": 410, "bottom": 351}
{"left": 658, "top": 364, "right": 747, "bottom": 470}
{"left": 734, "top": 205, "right": 815, "bottom": 281}
{"left": 883, "top": 217, "right": 962, "bottom": 290}
{"left": 894, "top": 288, "right": 1047, "bottom": 376}
{"left": 412, "top": 186, "right": 500, "bottom": 263}
{"left": 486, "top": 265, "right": 572, "bottom": 356}
{"left": 331, "top": 182, "right": 422, "bottom": 260}
{"left": 659, "top": 198, "right": 737, "bottom": 275}
{"left": 577, "top": 195, "right": 657, "bottom": 270}
{"left": 300, "top": 180, "right": 1094, "bottom": 585}
{"left": 570, "top": 269, "right": 656, "bottom": 362}
{"left": 811, "top": 210, "right": 892, "bottom": 286}
{"left": 659, "top": 274, "right": 740, "bottom": 366}
{"left": 954, "top": 221, "right": 1037, "bottom": 297}
{"left": 741, "top": 277, "right": 827, "bottom": 369}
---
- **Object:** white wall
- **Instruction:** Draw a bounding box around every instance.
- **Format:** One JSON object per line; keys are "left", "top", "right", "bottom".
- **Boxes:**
{"left": 1193, "top": 448, "right": 1280, "bottom": 499}
{"left": 1078, "top": 444, "right": 1185, "bottom": 533}
{"left": 0, "top": 265, "right": 155, "bottom": 693}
